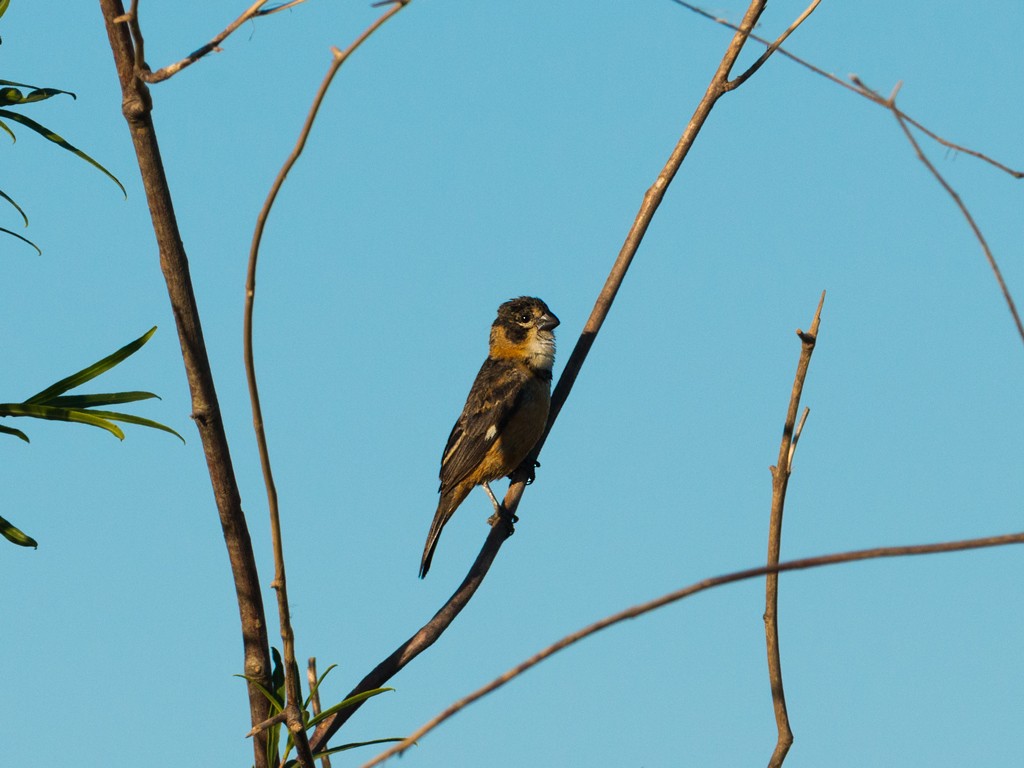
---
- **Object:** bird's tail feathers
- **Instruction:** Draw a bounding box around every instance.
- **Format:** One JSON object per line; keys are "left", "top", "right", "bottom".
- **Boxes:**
{"left": 419, "top": 487, "right": 469, "bottom": 578}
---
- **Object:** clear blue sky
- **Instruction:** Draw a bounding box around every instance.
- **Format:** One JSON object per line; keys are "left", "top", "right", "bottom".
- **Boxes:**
{"left": 3, "top": 2, "right": 1022, "bottom": 766}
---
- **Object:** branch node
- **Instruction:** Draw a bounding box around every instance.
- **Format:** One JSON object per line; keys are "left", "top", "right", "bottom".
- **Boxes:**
{"left": 246, "top": 710, "right": 288, "bottom": 738}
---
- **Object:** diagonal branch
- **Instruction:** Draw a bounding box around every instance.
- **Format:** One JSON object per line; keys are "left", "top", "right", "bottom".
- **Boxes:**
{"left": 673, "top": 0, "right": 1024, "bottom": 348}
{"left": 114, "top": 0, "right": 312, "bottom": 84}
{"left": 360, "top": 528, "right": 1024, "bottom": 766}
{"left": 309, "top": 0, "right": 811, "bottom": 754}
{"left": 670, "top": 0, "right": 1023, "bottom": 180}
{"left": 725, "top": 0, "right": 821, "bottom": 91}
{"left": 872, "top": 85, "right": 1024, "bottom": 347}
{"left": 307, "top": 521, "right": 507, "bottom": 754}
{"left": 764, "top": 291, "right": 825, "bottom": 768}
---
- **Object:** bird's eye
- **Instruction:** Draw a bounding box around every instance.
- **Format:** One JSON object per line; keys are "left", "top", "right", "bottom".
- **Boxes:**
{"left": 517, "top": 312, "right": 532, "bottom": 324}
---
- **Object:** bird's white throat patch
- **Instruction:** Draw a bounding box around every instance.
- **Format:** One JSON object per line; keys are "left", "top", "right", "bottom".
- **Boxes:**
{"left": 526, "top": 331, "right": 556, "bottom": 371}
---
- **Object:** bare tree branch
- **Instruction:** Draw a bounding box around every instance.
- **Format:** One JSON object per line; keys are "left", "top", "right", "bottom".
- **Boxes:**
{"left": 98, "top": 2, "right": 274, "bottom": 766}
{"left": 871, "top": 83, "right": 1024, "bottom": 347}
{"left": 725, "top": 0, "right": 821, "bottom": 91}
{"left": 765, "top": 292, "right": 824, "bottom": 768}
{"left": 360, "top": 529, "right": 1024, "bottom": 767}
{"left": 670, "top": 0, "right": 1024, "bottom": 180}
{"left": 113, "top": 0, "right": 312, "bottom": 84}
{"left": 309, "top": 0, "right": 811, "bottom": 754}
{"left": 674, "top": 0, "right": 1024, "bottom": 347}
{"left": 242, "top": 2, "right": 412, "bottom": 760}
{"left": 244, "top": 0, "right": 410, "bottom": 763}
{"left": 307, "top": 658, "right": 333, "bottom": 768}
{"left": 307, "top": 521, "right": 508, "bottom": 754}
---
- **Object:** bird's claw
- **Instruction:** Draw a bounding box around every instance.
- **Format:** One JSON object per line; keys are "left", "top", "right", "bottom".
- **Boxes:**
{"left": 512, "top": 459, "right": 541, "bottom": 486}
{"left": 487, "top": 508, "right": 518, "bottom": 534}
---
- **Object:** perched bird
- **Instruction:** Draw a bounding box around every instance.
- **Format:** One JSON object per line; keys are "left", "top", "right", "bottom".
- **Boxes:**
{"left": 419, "top": 296, "right": 559, "bottom": 578}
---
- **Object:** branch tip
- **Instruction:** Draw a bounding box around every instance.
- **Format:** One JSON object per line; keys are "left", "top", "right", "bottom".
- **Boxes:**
{"left": 887, "top": 80, "right": 904, "bottom": 106}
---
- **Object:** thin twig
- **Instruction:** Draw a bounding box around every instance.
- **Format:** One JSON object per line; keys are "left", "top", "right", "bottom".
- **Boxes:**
{"left": 117, "top": 0, "right": 145, "bottom": 75}
{"left": 119, "top": 0, "right": 313, "bottom": 83}
{"left": 674, "top": 0, "right": 1024, "bottom": 347}
{"left": 246, "top": 710, "right": 289, "bottom": 738}
{"left": 840, "top": 74, "right": 1024, "bottom": 346}
{"left": 725, "top": 0, "right": 821, "bottom": 91}
{"left": 787, "top": 406, "right": 809, "bottom": 469}
{"left": 360, "top": 528, "right": 1024, "bottom": 767}
{"left": 309, "top": 0, "right": 808, "bottom": 754}
{"left": 764, "top": 291, "right": 824, "bottom": 768}
{"left": 244, "top": 1, "right": 412, "bottom": 760}
{"left": 307, "top": 658, "right": 332, "bottom": 768}
{"left": 884, "top": 95, "right": 1024, "bottom": 346}
{"left": 259, "top": 0, "right": 306, "bottom": 14}
{"left": 670, "top": 0, "right": 1024, "bottom": 180}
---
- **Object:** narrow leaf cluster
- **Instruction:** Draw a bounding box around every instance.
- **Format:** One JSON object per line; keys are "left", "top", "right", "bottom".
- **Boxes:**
{"left": 0, "top": 327, "right": 182, "bottom": 547}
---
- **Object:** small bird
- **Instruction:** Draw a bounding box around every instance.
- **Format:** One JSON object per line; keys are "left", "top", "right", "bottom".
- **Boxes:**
{"left": 419, "top": 296, "right": 559, "bottom": 578}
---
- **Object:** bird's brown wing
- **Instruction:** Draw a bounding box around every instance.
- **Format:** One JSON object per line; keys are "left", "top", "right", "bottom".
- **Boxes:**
{"left": 439, "top": 358, "right": 528, "bottom": 492}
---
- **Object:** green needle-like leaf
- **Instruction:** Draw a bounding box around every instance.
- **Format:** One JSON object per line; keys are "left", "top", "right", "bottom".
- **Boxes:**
{"left": 0, "top": 188, "right": 29, "bottom": 226}
{"left": 0, "top": 225, "right": 41, "bottom": 255}
{"left": 0, "top": 1, "right": 11, "bottom": 21}
{"left": 27, "top": 327, "right": 157, "bottom": 403}
{"left": 304, "top": 663, "right": 339, "bottom": 709}
{"left": 0, "top": 87, "right": 24, "bottom": 107}
{"left": 0, "top": 109, "right": 126, "bottom": 197}
{"left": 270, "top": 647, "right": 286, "bottom": 699}
{"left": 0, "top": 79, "right": 75, "bottom": 98}
{"left": 234, "top": 675, "right": 285, "bottom": 712}
{"left": 0, "top": 86, "right": 75, "bottom": 107}
{"left": 46, "top": 391, "right": 160, "bottom": 408}
{"left": 0, "top": 514, "right": 37, "bottom": 548}
{"left": 307, "top": 688, "right": 394, "bottom": 729}
{"left": 0, "top": 403, "right": 125, "bottom": 439}
{"left": 0, "top": 118, "right": 14, "bottom": 142}
{"left": 0, "top": 423, "right": 30, "bottom": 442}
{"left": 316, "top": 737, "right": 407, "bottom": 757}
{"left": 83, "top": 409, "right": 184, "bottom": 443}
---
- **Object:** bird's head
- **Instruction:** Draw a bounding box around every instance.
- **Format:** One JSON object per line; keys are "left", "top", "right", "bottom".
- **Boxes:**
{"left": 489, "top": 296, "right": 559, "bottom": 372}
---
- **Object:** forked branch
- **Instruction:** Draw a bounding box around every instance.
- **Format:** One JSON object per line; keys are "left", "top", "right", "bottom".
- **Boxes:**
{"left": 764, "top": 292, "right": 825, "bottom": 768}
{"left": 673, "top": 0, "right": 1024, "bottom": 348}
{"left": 114, "top": 0, "right": 312, "bottom": 84}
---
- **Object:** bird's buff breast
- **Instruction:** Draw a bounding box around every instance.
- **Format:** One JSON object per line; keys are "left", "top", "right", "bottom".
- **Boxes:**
{"left": 479, "top": 377, "right": 550, "bottom": 481}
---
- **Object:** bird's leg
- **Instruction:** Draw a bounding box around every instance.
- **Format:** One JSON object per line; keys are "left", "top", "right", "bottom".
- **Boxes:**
{"left": 484, "top": 481, "right": 518, "bottom": 530}
{"left": 483, "top": 481, "right": 502, "bottom": 516}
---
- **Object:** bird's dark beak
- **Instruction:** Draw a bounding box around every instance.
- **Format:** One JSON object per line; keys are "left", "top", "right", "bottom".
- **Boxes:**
{"left": 538, "top": 311, "right": 559, "bottom": 331}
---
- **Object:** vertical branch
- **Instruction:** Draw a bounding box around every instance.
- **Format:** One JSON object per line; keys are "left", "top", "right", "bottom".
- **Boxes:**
{"left": 97, "top": 4, "right": 273, "bottom": 767}
{"left": 243, "top": 3, "right": 411, "bottom": 765}
{"left": 764, "top": 291, "right": 824, "bottom": 768}
{"left": 307, "top": 658, "right": 333, "bottom": 768}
